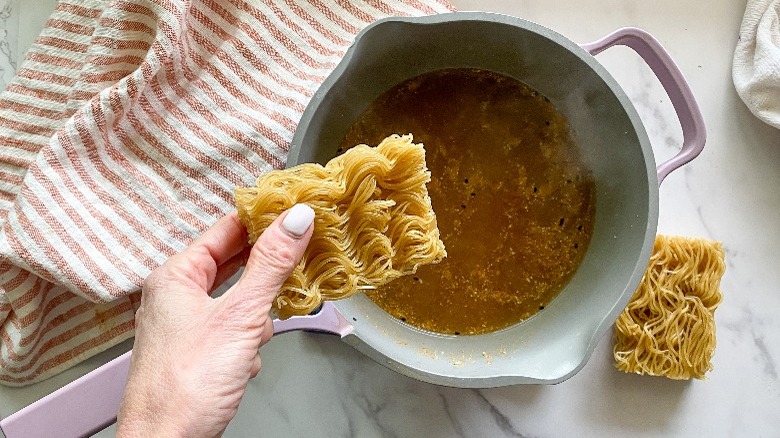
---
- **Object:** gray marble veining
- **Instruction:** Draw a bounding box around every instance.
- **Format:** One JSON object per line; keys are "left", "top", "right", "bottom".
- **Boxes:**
{"left": 0, "top": 0, "right": 16, "bottom": 90}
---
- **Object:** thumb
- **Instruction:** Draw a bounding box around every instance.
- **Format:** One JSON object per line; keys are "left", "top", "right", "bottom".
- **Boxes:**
{"left": 226, "top": 204, "right": 314, "bottom": 313}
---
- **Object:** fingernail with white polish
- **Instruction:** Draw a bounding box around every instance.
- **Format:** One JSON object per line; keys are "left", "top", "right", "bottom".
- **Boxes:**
{"left": 282, "top": 204, "right": 315, "bottom": 237}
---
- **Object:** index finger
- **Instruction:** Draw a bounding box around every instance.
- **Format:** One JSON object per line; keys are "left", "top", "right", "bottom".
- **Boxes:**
{"left": 185, "top": 211, "right": 248, "bottom": 267}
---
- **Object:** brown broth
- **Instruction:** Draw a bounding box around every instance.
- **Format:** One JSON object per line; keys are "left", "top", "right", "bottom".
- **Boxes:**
{"left": 339, "top": 68, "right": 596, "bottom": 335}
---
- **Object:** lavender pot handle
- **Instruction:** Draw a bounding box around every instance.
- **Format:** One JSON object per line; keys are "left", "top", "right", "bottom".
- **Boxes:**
{"left": 272, "top": 302, "right": 354, "bottom": 336}
{"left": 0, "top": 351, "right": 132, "bottom": 438}
{"left": 581, "top": 28, "right": 706, "bottom": 185}
{"left": 0, "top": 303, "right": 352, "bottom": 438}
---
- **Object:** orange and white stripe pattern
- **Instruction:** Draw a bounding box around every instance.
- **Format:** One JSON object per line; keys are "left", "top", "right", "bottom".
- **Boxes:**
{"left": 0, "top": 0, "right": 453, "bottom": 386}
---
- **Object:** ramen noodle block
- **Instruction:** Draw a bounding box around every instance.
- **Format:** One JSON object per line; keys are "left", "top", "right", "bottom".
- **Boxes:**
{"left": 235, "top": 134, "right": 446, "bottom": 318}
{"left": 613, "top": 235, "right": 726, "bottom": 380}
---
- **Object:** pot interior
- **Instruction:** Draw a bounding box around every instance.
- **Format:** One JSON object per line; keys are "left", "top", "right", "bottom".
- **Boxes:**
{"left": 289, "top": 13, "right": 657, "bottom": 386}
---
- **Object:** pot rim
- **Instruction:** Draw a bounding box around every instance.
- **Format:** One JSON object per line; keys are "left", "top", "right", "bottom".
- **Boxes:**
{"left": 288, "top": 11, "right": 659, "bottom": 387}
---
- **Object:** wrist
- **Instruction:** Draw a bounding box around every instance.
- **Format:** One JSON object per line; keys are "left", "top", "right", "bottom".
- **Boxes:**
{"left": 116, "top": 414, "right": 189, "bottom": 438}
{"left": 117, "top": 374, "right": 195, "bottom": 437}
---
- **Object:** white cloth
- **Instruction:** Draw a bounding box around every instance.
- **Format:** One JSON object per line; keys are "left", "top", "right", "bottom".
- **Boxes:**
{"left": 733, "top": 0, "right": 780, "bottom": 129}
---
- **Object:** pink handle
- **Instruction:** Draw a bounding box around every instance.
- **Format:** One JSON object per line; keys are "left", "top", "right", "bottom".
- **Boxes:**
{"left": 581, "top": 28, "right": 706, "bottom": 185}
{"left": 0, "top": 351, "right": 132, "bottom": 438}
{"left": 272, "top": 302, "right": 354, "bottom": 336}
{"left": 0, "top": 303, "right": 352, "bottom": 437}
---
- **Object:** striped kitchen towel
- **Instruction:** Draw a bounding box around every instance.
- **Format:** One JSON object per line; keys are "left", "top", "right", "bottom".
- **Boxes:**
{"left": 0, "top": 0, "right": 453, "bottom": 386}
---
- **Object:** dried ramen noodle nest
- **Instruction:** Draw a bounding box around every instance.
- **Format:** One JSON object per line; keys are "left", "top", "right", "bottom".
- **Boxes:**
{"left": 613, "top": 235, "right": 726, "bottom": 380}
{"left": 235, "top": 134, "right": 446, "bottom": 318}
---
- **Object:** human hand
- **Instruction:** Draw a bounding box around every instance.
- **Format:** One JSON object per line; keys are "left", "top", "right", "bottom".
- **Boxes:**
{"left": 117, "top": 204, "right": 314, "bottom": 437}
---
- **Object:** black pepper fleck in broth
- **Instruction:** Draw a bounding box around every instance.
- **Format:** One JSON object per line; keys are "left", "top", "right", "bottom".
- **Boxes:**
{"left": 339, "top": 68, "right": 596, "bottom": 335}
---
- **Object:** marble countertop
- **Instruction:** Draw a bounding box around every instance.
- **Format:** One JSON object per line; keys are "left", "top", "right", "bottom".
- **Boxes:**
{"left": 1, "top": 0, "right": 779, "bottom": 437}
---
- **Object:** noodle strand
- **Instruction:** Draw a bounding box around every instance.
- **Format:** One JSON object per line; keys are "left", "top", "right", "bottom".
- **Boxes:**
{"left": 613, "top": 235, "right": 726, "bottom": 379}
{"left": 235, "top": 134, "right": 447, "bottom": 318}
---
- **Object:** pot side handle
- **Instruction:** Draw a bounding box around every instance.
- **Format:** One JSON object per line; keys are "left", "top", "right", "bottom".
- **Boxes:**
{"left": 0, "top": 303, "right": 352, "bottom": 438}
{"left": 0, "top": 351, "right": 131, "bottom": 438}
{"left": 272, "top": 301, "right": 354, "bottom": 337}
{"left": 581, "top": 28, "right": 706, "bottom": 185}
